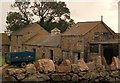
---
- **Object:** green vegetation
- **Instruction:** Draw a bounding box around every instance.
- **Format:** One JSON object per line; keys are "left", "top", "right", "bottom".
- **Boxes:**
{"left": 0, "top": 56, "right": 5, "bottom": 66}
{"left": 6, "top": 1, "right": 74, "bottom": 33}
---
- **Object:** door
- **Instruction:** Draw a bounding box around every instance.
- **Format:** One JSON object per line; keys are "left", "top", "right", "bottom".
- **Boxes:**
{"left": 50, "top": 50, "right": 53, "bottom": 60}
{"left": 73, "top": 52, "right": 80, "bottom": 63}
{"left": 62, "top": 51, "right": 69, "bottom": 60}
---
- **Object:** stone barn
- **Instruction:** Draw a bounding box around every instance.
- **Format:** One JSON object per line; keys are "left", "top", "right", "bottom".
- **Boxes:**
{"left": 34, "top": 35, "right": 61, "bottom": 62}
{"left": 10, "top": 23, "right": 50, "bottom": 52}
{"left": 61, "top": 20, "right": 119, "bottom": 63}
{"left": 10, "top": 20, "right": 120, "bottom": 64}
{"left": 23, "top": 28, "right": 62, "bottom": 61}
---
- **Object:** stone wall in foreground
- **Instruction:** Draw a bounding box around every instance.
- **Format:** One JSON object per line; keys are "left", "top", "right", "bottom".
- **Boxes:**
{"left": 3, "top": 57, "right": 120, "bottom": 82}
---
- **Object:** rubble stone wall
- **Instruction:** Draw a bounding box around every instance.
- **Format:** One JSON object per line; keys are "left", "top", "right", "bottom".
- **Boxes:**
{"left": 3, "top": 57, "right": 120, "bottom": 82}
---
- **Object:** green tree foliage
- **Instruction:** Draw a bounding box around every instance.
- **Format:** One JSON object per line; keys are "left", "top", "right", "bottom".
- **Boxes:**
{"left": 11, "top": 1, "right": 33, "bottom": 23}
{"left": 6, "top": 1, "right": 32, "bottom": 33}
{"left": 6, "top": 12, "right": 28, "bottom": 32}
{"left": 31, "top": 1, "right": 74, "bottom": 32}
{"left": 6, "top": 0, "right": 74, "bottom": 33}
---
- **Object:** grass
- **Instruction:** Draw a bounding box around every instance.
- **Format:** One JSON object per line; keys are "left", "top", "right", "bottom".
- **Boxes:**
{"left": 0, "top": 56, "right": 5, "bottom": 66}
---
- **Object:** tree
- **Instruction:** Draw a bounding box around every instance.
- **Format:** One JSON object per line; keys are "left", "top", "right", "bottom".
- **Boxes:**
{"left": 11, "top": 1, "right": 33, "bottom": 24}
{"left": 6, "top": 1, "right": 33, "bottom": 33}
{"left": 6, "top": 12, "right": 28, "bottom": 32}
{"left": 6, "top": 1, "right": 74, "bottom": 33}
{"left": 31, "top": 1, "right": 74, "bottom": 32}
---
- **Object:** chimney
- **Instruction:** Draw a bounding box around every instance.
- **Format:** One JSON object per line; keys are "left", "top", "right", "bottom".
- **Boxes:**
{"left": 101, "top": 16, "right": 103, "bottom": 22}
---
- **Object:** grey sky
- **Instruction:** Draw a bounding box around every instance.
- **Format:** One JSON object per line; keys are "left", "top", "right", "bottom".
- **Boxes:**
{"left": 0, "top": 0, "right": 119, "bottom": 33}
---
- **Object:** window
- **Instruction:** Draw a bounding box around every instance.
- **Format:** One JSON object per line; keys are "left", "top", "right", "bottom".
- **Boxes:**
{"left": 73, "top": 52, "right": 80, "bottom": 63}
{"left": 32, "top": 48, "right": 36, "bottom": 53}
{"left": 41, "top": 49, "right": 45, "bottom": 58}
{"left": 62, "top": 51, "right": 69, "bottom": 60}
{"left": 94, "top": 32, "right": 100, "bottom": 37}
{"left": 94, "top": 32, "right": 100, "bottom": 41}
{"left": 103, "top": 32, "right": 110, "bottom": 40}
{"left": 90, "top": 44, "right": 99, "bottom": 53}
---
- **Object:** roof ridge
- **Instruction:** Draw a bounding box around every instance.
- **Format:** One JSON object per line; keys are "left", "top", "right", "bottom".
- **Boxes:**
{"left": 63, "top": 21, "right": 101, "bottom": 35}
{"left": 77, "top": 21, "right": 101, "bottom": 23}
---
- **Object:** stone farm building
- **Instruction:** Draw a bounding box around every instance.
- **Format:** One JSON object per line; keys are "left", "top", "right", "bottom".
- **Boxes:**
{"left": 0, "top": 33, "right": 10, "bottom": 56}
{"left": 61, "top": 21, "right": 119, "bottom": 64}
{"left": 10, "top": 20, "right": 120, "bottom": 64}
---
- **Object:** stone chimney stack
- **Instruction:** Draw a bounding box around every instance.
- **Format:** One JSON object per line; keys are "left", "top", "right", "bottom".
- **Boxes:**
{"left": 101, "top": 16, "right": 103, "bottom": 22}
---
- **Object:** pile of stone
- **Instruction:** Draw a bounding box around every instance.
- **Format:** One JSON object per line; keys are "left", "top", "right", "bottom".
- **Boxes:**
{"left": 3, "top": 56, "right": 120, "bottom": 82}
{"left": 34, "top": 59, "right": 55, "bottom": 73}
{"left": 7, "top": 68, "right": 26, "bottom": 81}
{"left": 109, "top": 57, "right": 120, "bottom": 70}
{"left": 56, "top": 59, "right": 71, "bottom": 73}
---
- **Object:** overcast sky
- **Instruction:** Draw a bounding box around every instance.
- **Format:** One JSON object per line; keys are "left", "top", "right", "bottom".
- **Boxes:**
{"left": 0, "top": 0, "right": 119, "bottom": 33}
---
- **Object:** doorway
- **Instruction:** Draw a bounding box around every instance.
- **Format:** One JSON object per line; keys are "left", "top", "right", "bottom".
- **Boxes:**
{"left": 73, "top": 52, "right": 80, "bottom": 63}
{"left": 62, "top": 51, "right": 69, "bottom": 60}
{"left": 103, "top": 44, "right": 118, "bottom": 65}
{"left": 50, "top": 50, "right": 53, "bottom": 60}
{"left": 32, "top": 48, "right": 36, "bottom": 53}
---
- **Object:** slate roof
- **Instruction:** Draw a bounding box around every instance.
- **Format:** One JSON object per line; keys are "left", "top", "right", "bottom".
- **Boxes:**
{"left": 24, "top": 34, "right": 49, "bottom": 45}
{"left": 37, "top": 35, "right": 61, "bottom": 47}
{"left": 25, "top": 35, "right": 61, "bottom": 47}
{"left": 63, "top": 21, "right": 101, "bottom": 36}
{"left": 11, "top": 23, "right": 49, "bottom": 36}
{"left": 0, "top": 33, "right": 10, "bottom": 45}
